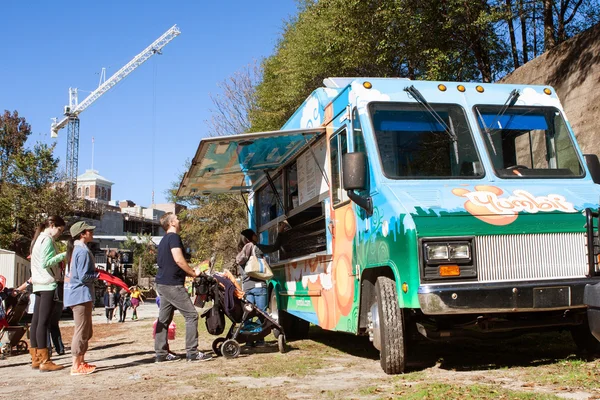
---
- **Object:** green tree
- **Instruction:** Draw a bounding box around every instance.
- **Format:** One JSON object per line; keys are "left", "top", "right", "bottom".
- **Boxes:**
{"left": 251, "top": 0, "right": 508, "bottom": 131}
{"left": 0, "top": 111, "right": 79, "bottom": 255}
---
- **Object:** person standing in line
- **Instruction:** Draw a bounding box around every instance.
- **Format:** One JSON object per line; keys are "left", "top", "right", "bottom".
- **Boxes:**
{"left": 103, "top": 286, "right": 117, "bottom": 323}
{"left": 154, "top": 212, "right": 212, "bottom": 363}
{"left": 130, "top": 286, "right": 144, "bottom": 320}
{"left": 49, "top": 261, "right": 66, "bottom": 355}
{"left": 235, "top": 223, "right": 287, "bottom": 346}
{"left": 118, "top": 287, "right": 131, "bottom": 322}
{"left": 29, "top": 216, "right": 67, "bottom": 371}
{"left": 64, "top": 221, "right": 99, "bottom": 376}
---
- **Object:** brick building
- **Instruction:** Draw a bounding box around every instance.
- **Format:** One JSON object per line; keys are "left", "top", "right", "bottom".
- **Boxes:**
{"left": 76, "top": 169, "right": 113, "bottom": 202}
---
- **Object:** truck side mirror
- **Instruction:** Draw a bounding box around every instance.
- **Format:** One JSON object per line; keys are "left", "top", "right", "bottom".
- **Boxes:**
{"left": 342, "top": 152, "right": 372, "bottom": 216}
{"left": 343, "top": 152, "right": 367, "bottom": 191}
{"left": 584, "top": 154, "right": 600, "bottom": 184}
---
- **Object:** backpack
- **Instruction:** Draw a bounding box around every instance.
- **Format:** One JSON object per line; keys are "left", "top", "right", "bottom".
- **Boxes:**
{"left": 203, "top": 283, "right": 225, "bottom": 335}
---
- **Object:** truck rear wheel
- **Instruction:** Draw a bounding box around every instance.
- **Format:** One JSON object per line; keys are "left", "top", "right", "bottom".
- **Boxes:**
{"left": 374, "top": 276, "right": 407, "bottom": 374}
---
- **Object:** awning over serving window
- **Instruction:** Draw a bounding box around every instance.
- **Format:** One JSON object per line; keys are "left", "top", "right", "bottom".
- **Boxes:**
{"left": 177, "top": 127, "right": 326, "bottom": 196}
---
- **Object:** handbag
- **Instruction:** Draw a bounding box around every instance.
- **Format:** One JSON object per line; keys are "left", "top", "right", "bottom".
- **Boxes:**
{"left": 244, "top": 245, "right": 274, "bottom": 280}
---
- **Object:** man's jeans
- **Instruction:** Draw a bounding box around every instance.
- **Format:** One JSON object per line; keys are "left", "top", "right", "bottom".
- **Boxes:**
{"left": 155, "top": 284, "right": 199, "bottom": 357}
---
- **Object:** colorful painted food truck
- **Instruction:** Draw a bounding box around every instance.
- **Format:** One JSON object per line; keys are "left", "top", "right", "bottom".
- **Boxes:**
{"left": 178, "top": 78, "right": 600, "bottom": 374}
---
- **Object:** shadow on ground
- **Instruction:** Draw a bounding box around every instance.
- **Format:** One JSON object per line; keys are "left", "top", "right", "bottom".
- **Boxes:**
{"left": 305, "top": 327, "right": 593, "bottom": 373}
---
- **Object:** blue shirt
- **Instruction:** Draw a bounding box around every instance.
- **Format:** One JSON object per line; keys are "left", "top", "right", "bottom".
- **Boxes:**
{"left": 64, "top": 242, "right": 98, "bottom": 307}
{"left": 156, "top": 232, "right": 186, "bottom": 286}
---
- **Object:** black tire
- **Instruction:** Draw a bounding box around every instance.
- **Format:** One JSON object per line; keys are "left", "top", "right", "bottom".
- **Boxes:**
{"left": 212, "top": 337, "right": 226, "bottom": 357}
{"left": 375, "top": 276, "right": 407, "bottom": 374}
{"left": 17, "top": 340, "right": 28, "bottom": 352}
{"left": 277, "top": 334, "right": 288, "bottom": 353}
{"left": 221, "top": 339, "right": 241, "bottom": 359}
{"left": 571, "top": 321, "right": 600, "bottom": 355}
{"left": 269, "top": 289, "right": 309, "bottom": 341}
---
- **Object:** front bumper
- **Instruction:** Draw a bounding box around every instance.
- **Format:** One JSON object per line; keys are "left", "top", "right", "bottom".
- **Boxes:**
{"left": 418, "top": 278, "right": 600, "bottom": 315}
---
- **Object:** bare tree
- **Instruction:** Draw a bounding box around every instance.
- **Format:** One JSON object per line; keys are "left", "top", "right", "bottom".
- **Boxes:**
{"left": 505, "top": 0, "right": 520, "bottom": 68}
{"left": 205, "top": 61, "right": 262, "bottom": 137}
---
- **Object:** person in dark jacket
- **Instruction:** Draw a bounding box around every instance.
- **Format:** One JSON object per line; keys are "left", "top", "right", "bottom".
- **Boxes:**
{"left": 103, "top": 286, "right": 118, "bottom": 323}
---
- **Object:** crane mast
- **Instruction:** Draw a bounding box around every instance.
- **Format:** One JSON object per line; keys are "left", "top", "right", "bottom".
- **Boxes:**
{"left": 51, "top": 25, "right": 181, "bottom": 196}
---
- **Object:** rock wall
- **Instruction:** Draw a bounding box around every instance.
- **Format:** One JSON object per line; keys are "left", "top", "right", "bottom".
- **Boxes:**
{"left": 502, "top": 23, "right": 600, "bottom": 155}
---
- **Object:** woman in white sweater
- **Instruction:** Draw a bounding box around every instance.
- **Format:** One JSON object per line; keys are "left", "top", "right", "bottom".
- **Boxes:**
{"left": 29, "top": 215, "right": 66, "bottom": 372}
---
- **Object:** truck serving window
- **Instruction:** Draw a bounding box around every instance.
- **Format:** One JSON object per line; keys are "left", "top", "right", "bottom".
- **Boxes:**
{"left": 369, "top": 102, "right": 483, "bottom": 179}
{"left": 474, "top": 106, "right": 584, "bottom": 178}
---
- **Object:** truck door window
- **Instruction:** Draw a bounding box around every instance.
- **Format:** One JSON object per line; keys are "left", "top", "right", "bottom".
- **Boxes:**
{"left": 352, "top": 108, "right": 366, "bottom": 153}
{"left": 369, "top": 102, "right": 483, "bottom": 179}
{"left": 330, "top": 129, "right": 348, "bottom": 205}
{"left": 475, "top": 106, "right": 584, "bottom": 178}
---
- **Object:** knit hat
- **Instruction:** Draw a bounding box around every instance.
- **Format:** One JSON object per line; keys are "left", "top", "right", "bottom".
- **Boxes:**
{"left": 0, "top": 275, "right": 6, "bottom": 291}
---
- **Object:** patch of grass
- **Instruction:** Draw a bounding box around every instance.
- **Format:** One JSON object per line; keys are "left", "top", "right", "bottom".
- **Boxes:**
{"left": 358, "top": 385, "right": 380, "bottom": 395}
{"left": 393, "top": 370, "right": 428, "bottom": 382}
{"left": 519, "top": 358, "right": 600, "bottom": 390}
{"left": 247, "top": 353, "right": 326, "bottom": 378}
{"left": 390, "top": 383, "right": 561, "bottom": 399}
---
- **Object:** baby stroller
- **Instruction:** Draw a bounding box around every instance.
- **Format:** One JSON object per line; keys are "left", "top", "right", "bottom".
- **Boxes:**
{"left": 195, "top": 271, "right": 288, "bottom": 359}
{"left": 0, "top": 292, "right": 30, "bottom": 358}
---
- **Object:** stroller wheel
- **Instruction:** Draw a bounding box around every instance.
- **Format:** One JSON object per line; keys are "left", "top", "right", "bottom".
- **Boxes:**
{"left": 221, "top": 339, "right": 241, "bottom": 359}
{"left": 278, "top": 334, "right": 288, "bottom": 354}
{"left": 212, "top": 337, "right": 226, "bottom": 357}
{"left": 17, "top": 341, "right": 28, "bottom": 352}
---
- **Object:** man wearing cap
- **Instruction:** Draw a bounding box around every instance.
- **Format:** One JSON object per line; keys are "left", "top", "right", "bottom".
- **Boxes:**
{"left": 64, "top": 221, "right": 99, "bottom": 376}
{"left": 154, "top": 212, "right": 212, "bottom": 362}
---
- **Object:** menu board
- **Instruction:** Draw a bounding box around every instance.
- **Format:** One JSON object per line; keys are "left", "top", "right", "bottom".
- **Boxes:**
{"left": 297, "top": 139, "right": 328, "bottom": 205}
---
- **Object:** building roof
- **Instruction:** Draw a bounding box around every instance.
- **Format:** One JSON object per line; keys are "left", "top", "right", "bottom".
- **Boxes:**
{"left": 77, "top": 169, "right": 114, "bottom": 185}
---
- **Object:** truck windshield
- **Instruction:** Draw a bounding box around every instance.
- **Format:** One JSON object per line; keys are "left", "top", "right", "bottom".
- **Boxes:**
{"left": 369, "top": 102, "right": 483, "bottom": 179}
{"left": 474, "top": 105, "right": 584, "bottom": 178}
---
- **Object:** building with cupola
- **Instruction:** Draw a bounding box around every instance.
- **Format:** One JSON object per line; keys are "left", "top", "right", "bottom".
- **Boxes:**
{"left": 76, "top": 169, "right": 113, "bottom": 202}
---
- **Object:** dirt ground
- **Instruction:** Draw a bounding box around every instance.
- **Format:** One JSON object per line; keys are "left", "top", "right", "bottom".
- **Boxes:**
{"left": 1, "top": 302, "right": 599, "bottom": 400}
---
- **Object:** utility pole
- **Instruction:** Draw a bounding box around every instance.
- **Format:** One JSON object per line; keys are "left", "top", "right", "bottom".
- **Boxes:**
{"left": 138, "top": 254, "right": 143, "bottom": 286}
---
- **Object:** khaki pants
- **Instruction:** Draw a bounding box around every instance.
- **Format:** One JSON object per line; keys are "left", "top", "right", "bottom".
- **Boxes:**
{"left": 71, "top": 302, "right": 93, "bottom": 356}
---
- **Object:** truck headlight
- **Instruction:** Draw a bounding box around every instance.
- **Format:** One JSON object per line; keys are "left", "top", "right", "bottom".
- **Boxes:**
{"left": 422, "top": 239, "right": 476, "bottom": 281}
{"left": 424, "top": 242, "right": 471, "bottom": 263}
{"left": 426, "top": 244, "right": 449, "bottom": 261}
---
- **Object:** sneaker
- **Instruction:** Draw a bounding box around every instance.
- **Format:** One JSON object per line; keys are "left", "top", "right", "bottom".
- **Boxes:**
{"left": 155, "top": 353, "right": 181, "bottom": 363}
{"left": 186, "top": 352, "right": 213, "bottom": 362}
{"left": 71, "top": 363, "right": 96, "bottom": 376}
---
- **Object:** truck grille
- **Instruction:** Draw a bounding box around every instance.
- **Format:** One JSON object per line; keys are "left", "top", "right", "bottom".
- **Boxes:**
{"left": 475, "top": 233, "right": 587, "bottom": 283}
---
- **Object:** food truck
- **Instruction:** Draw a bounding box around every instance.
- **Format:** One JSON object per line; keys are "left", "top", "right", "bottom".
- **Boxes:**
{"left": 178, "top": 78, "right": 600, "bottom": 374}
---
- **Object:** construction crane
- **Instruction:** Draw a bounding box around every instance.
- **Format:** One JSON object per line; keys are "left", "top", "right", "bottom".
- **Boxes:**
{"left": 51, "top": 25, "right": 181, "bottom": 196}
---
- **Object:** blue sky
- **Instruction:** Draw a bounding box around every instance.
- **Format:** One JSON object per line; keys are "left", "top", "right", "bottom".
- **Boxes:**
{"left": 0, "top": 0, "right": 298, "bottom": 206}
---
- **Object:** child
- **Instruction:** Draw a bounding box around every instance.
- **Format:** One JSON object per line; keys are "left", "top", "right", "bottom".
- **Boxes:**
{"left": 103, "top": 286, "right": 117, "bottom": 323}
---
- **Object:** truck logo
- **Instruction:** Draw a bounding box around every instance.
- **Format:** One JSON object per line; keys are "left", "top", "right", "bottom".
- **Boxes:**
{"left": 452, "top": 185, "right": 576, "bottom": 226}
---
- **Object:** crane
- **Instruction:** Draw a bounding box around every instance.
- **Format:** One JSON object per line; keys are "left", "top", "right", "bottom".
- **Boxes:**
{"left": 51, "top": 25, "right": 181, "bottom": 196}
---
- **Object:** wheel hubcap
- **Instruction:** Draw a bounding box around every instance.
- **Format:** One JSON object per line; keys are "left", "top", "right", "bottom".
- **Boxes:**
{"left": 368, "top": 302, "right": 381, "bottom": 350}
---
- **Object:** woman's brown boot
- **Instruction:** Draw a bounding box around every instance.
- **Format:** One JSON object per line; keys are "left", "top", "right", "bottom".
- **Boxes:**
{"left": 38, "top": 348, "right": 64, "bottom": 372}
{"left": 29, "top": 348, "right": 40, "bottom": 369}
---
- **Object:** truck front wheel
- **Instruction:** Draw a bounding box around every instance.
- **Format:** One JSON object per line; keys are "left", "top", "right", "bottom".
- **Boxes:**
{"left": 571, "top": 319, "right": 600, "bottom": 355}
{"left": 372, "top": 276, "right": 407, "bottom": 374}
